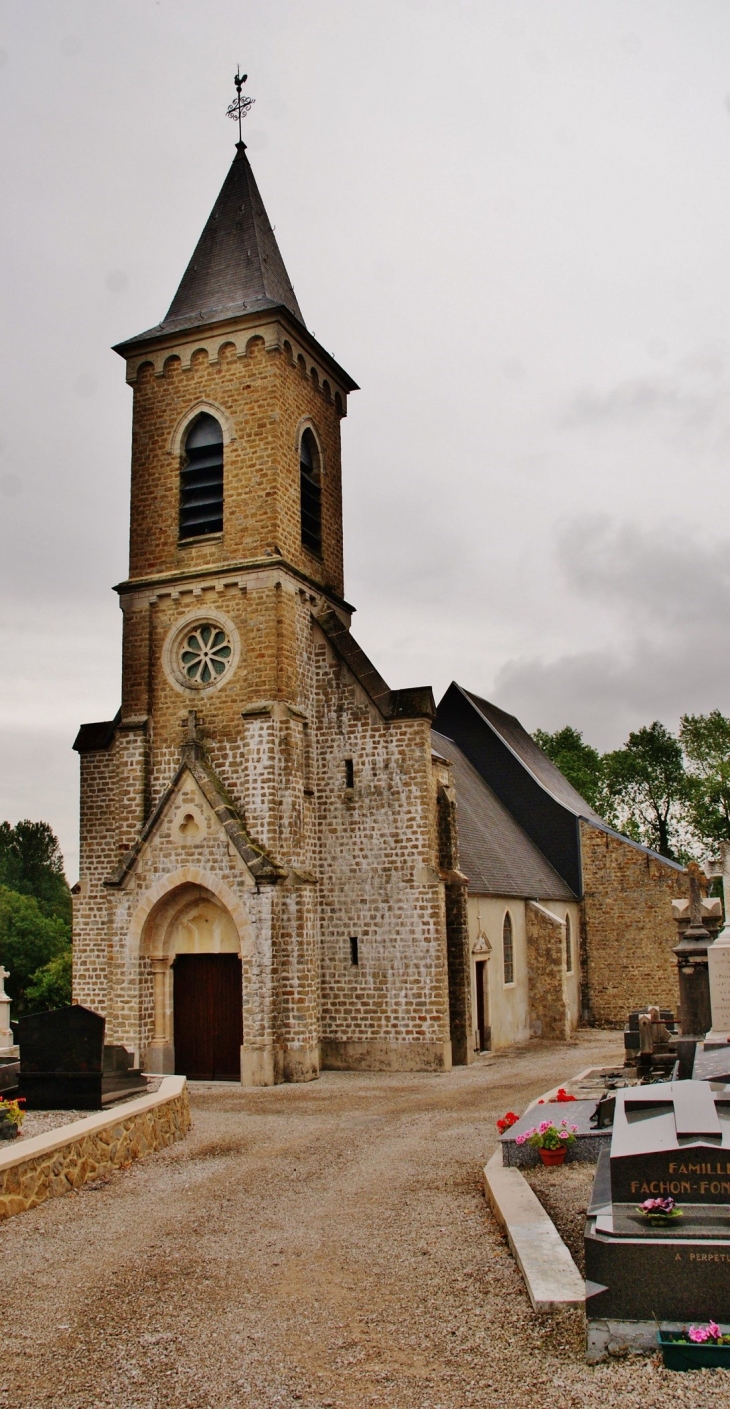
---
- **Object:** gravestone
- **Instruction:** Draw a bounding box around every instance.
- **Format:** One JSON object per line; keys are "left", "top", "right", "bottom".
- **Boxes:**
{"left": 17, "top": 1006, "right": 147, "bottom": 1109}
{"left": 706, "top": 843, "right": 730, "bottom": 1046}
{"left": 672, "top": 863, "right": 713, "bottom": 1037}
{"left": 623, "top": 1007, "right": 677, "bottom": 1075}
{"left": 585, "top": 1081, "right": 730, "bottom": 1321}
{"left": 0, "top": 966, "right": 17, "bottom": 1054}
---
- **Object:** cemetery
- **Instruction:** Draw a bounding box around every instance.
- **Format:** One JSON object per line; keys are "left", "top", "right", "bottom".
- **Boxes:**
{"left": 484, "top": 861, "right": 730, "bottom": 1370}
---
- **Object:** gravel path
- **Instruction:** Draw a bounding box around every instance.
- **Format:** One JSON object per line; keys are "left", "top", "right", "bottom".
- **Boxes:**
{"left": 0, "top": 1030, "right": 726, "bottom": 1408}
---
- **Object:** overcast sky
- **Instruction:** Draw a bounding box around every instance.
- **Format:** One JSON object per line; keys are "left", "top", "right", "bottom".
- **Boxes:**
{"left": 2, "top": 1, "right": 730, "bottom": 879}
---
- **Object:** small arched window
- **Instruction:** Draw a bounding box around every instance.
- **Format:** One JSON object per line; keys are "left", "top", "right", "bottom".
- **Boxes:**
{"left": 565, "top": 912, "right": 573, "bottom": 973}
{"left": 180, "top": 413, "right": 223, "bottom": 540}
{"left": 300, "top": 428, "right": 322, "bottom": 555}
{"left": 502, "top": 911, "right": 514, "bottom": 986}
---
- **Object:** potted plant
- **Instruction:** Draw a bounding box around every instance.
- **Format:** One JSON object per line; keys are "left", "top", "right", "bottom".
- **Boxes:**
{"left": 514, "top": 1118, "right": 578, "bottom": 1165}
{"left": 637, "top": 1196, "right": 683, "bottom": 1225}
{"left": 0, "top": 1096, "right": 25, "bottom": 1140}
{"left": 658, "top": 1321, "right": 730, "bottom": 1371}
{"left": 496, "top": 1111, "right": 520, "bottom": 1135}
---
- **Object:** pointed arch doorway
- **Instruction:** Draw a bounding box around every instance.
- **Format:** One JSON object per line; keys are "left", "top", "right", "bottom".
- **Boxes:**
{"left": 141, "top": 885, "right": 244, "bottom": 1081}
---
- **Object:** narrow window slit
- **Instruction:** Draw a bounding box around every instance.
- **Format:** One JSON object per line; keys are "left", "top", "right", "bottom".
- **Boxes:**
{"left": 345, "top": 758, "right": 354, "bottom": 789}
{"left": 349, "top": 937, "right": 359, "bottom": 967}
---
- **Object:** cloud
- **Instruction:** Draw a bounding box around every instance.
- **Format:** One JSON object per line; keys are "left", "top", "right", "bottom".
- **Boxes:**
{"left": 494, "top": 517, "right": 730, "bottom": 749}
{"left": 557, "top": 515, "right": 730, "bottom": 629}
{"left": 562, "top": 353, "right": 728, "bottom": 436}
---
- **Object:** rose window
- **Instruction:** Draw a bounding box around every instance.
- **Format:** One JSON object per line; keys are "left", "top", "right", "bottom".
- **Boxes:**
{"left": 179, "top": 623, "right": 233, "bottom": 686}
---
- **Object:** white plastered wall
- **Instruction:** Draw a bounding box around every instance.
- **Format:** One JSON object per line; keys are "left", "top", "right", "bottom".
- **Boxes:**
{"left": 467, "top": 896, "right": 530, "bottom": 1052}
{"left": 467, "top": 895, "right": 582, "bottom": 1052}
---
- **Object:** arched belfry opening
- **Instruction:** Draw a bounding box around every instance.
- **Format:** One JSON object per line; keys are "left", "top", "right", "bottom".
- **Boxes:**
{"left": 180, "top": 413, "right": 224, "bottom": 540}
{"left": 140, "top": 884, "right": 243, "bottom": 1080}
{"left": 299, "top": 427, "right": 322, "bottom": 555}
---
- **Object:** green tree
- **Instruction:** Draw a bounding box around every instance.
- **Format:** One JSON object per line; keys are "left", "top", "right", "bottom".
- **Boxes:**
{"left": 680, "top": 709, "right": 730, "bottom": 851}
{"left": 25, "top": 949, "right": 72, "bottom": 1011}
{"left": 603, "top": 721, "right": 688, "bottom": 860}
{"left": 532, "top": 725, "right": 606, "bottom": 812}
{"left": 0, "top": 885, "right": 71, "bottom": 1015}
{"left": 0, "top": 820, "right": 71, "bottom": 922}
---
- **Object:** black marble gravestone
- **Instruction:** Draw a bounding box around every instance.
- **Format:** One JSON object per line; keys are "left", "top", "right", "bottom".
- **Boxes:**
{"left": 17, "top": 1006, "right": 147, "bottom": 1109}
{"left": 585, "top": 1081, "right": 730, "bottom": 1321}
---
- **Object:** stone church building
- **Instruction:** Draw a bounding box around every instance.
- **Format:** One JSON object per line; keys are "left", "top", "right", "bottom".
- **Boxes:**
{"left": 72, "top": 135, "right": 687, "bottom": 1083}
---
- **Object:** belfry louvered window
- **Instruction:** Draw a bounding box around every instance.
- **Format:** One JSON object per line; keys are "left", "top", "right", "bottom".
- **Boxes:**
{"left": 503, "top": 911, "right": 514, "bottom": 986}
{"left": 300, "top": 428, "right": 322, "bottom": 555}
{"left": 180, "top": 413, "right": 224, "bottom": 540}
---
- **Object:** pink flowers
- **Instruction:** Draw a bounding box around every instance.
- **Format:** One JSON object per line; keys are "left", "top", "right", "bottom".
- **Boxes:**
{"left": 515, "top": 1119, "right": 578, "bottom": 1151}
{"left": 688, "top": 1321, "right": 722, "bottom": 1343}
{"left": 641, "top": 1196, "right": 675, "bottom": 1215}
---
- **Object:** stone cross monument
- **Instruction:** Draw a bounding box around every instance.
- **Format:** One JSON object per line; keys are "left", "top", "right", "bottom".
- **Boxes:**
{"left": 0, "top": 966, "right": 16, "bottom": 1054}
{"left": 706, "top": 841, "right": 730, "bottom": 1047}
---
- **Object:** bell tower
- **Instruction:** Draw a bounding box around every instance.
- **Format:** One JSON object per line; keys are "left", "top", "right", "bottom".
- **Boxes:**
{"left": 112, "top": 124, "right": 358, "bottom": 818}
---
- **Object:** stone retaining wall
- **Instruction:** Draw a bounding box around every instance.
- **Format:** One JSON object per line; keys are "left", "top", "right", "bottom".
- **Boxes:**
{"left": 0, "top": 1076, "right": 189, "bottom": 1221}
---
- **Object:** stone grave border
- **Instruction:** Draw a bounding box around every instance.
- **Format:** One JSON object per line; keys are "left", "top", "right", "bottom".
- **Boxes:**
{"left": 0, "top": 1075, "right": 190, "bottom": 1221}
{"left": 483, "top": 1066, "right": 599, "bottom": 1314}
{"left": 484, "top": 1065, "right": 632, "bottom": 1354}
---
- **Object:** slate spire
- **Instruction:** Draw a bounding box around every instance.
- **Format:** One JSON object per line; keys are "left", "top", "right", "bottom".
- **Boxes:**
{"left": 158, "top": 141, "right": 305, "bottom": 338}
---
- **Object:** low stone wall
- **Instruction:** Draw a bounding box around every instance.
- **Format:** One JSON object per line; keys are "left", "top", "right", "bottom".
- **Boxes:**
{"left": 0, "top": 1075, "right": 189, "bottom": 1221}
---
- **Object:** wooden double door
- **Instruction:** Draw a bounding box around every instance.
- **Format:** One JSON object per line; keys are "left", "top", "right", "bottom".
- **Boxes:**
{"left": 173, "top": 954, "right": 243, "bottom": 1080}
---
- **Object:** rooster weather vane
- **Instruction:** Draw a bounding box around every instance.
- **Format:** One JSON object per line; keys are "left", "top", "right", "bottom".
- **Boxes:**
{"left": 227, "top": 67, "right": 255, "bottom": 144}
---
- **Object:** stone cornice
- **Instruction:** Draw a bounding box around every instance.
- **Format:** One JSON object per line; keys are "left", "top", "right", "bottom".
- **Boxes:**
{"left": 114, "top": 554, "right": 355, "bottom": 619}
{"left": 113, "top": 306, "right": 358, "bottom": 410}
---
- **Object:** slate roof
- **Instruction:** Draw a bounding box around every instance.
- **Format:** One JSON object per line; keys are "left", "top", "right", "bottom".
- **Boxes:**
{"left": 117, "top": 142, "right": 305, "bottom": 350}
{"left": 460, "top": 687, "right": 605, "bottom": 824}
{"left": 73, "top": 710, "right": 121, "bottom": 753}
{"left": 432, "top": 729, "right": 574, "bottom": 900}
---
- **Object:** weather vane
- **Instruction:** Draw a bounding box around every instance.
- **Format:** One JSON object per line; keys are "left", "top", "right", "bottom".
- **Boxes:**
{"left": 227, "top": 67, "right": 255, "bottom": 144}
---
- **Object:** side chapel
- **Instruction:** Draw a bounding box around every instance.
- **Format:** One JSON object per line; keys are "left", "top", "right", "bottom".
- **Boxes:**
{"left": 72, "top": 112, "right": 689, "bottom": 1083}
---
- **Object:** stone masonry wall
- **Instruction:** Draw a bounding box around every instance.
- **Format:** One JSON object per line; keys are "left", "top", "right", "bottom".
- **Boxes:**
{"left": 580, "top": 821, "right": 688, "bottom": 1026}
{"left": 314, "top": 626, "right": 451, "bottom": 1070}
{"left": 0, "top": 1082, "right": 190, "bottom": 1222}
{"left": 525, "top": 902, "right": 570, "bottom": 1041}
{"left": 73, "top": 745, "right": 119, "bottom": 1018}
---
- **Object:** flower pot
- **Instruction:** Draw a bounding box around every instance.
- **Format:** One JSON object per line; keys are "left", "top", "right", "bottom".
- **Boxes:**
{"left": 538, "top": 1144, "right": 567, "bottom": 1166}
{"left": 657, "top": 1332, "right": 730, "bottom": 1371}
{"left": 0, "top": 1122, "right": 18, "bottom": 1140}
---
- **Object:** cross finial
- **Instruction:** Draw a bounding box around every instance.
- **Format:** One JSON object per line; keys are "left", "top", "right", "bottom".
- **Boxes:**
{"left": 226, "top": 66, "right": 255, "bottom": 146}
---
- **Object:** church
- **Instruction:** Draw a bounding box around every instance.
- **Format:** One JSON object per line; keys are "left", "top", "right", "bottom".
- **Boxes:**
{"left": 72, "top": 119, "right": 688, "bottom": 1084}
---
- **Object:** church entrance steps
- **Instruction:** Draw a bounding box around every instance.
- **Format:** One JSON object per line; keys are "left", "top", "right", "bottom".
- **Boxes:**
{"left": 0, "top": 1075, "right": 189, "bottom": 1222}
